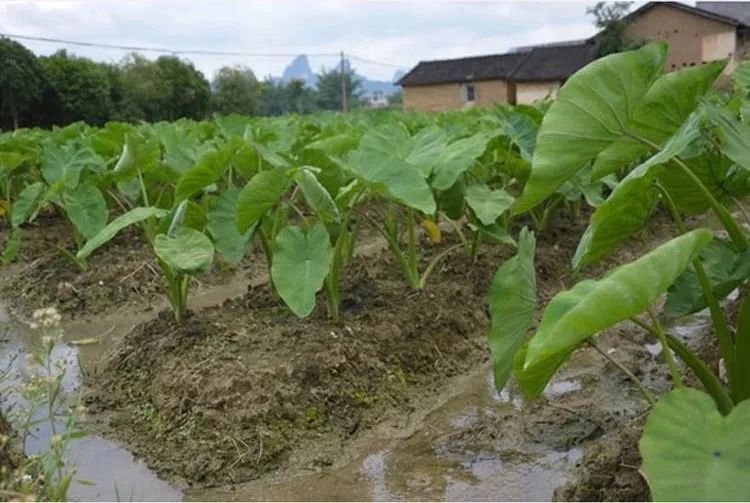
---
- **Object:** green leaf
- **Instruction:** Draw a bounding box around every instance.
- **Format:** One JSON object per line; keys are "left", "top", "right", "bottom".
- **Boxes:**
{"left": 174, "top": 145, "right": 235, "bottom": 202}
{"left": 488, "top": 228, "right": 536, "bottom": 390}
{"left": 520, "top": 229, "right": 713, "bottom": 397}
{"left": 501, "top": 111, "right": 538, "bottom": 161}
{"left": 11, "top": 182, "right": 46, "bottom": 228}
{"left": 2, "top": 229, "right": 21, "bottom": 265}
{"left": 406, "top": 126, "right": 448, "bottom": 177}
{"left": 154, "top": 227, "right": 214, "bottom": 275}
{"left": 207, "top": 188, "right": 255, "bottom": 265}
{"left": 271, "top": 223, "right": 333, "bottom": 318}
{"left": 665, "top": 240, "right": 750, "bottom": 318}
{"left": 112, "top": 133, "right": 161, "bottom": 182}
{"left": 704, "top": 102, "right": 750, "bottom": 171}
{"left": 430, "top": 134, "right": 488, "bottom": 191}
{"left": 640, "top": 388, "right": 750, "bottom": 501}
{"left": 295, "top": 168, "right": 340, "bottom": 224}
{"left": 573, "top": 111, "right": 703, "bottom": 269}
{"left": 465, "top": 184, "right": 515, "bottom": 226}
{"left": 515, "top": 43, "right": 667, "bottom": 213}
{"left": 348, "top": 154, "right": 436, "bottom": 214}
{"left": 62, "top": 183, "right": 109, "bottom": 239}
{"left": 77, "top": 207, "right": 169, "bottom": 260}
{"left": 42, "top": 143, "right": 102, "bottom": 189}
{"left": 438, "top": 178, "right": 466, "bottom": 220}
{"left": 591, "top": 61, "right": 725, "bottom": 180}
{"left": 236, "top": 169, "right": 292, "bottom": 233}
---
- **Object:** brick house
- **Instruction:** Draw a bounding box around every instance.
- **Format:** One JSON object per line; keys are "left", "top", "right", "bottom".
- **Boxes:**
{"left": 398, "top": 1, "right": 749, "bottom": 112}
{"left": 397, "top": 42, "right": 597, "bottom": 112}
{"left": 623, "top": 1, "right": 750, "bottom": 80}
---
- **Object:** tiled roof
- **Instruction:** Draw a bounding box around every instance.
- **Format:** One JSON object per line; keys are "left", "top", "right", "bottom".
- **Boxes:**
{"left": 398, "top": 42, "right": 596, "bottom": 87}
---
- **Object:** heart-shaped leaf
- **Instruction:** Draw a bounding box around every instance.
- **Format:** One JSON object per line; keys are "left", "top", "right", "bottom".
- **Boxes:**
{"left": 271, "top": 223, "right": 332, "bottom": 318}
{"left": 640, "top": 387, "right": 750, "bottom": 501}
{"left": 62, "top": 182, "right": 109, "bottom": 239}
{"left": 154, "top": 227, "right": 214, "bottom": 275}
{"left": 465, "top": 184, "right": 515, "bottom": 226}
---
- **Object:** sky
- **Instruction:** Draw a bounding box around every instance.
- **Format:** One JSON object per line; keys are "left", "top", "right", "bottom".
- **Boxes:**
{"left": 0, "top": 0, "right": 635, "bottom": 82}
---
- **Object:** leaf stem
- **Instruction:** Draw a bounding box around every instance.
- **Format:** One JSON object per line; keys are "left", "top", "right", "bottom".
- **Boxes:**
{"left": 648, "top": 307, "right": 684, "bottom": 388}
{"left": 588, "top": 340, "right": 655, "bottom": 405}
{"left": 654, "top": 182, "right": 736, "bottom": 386}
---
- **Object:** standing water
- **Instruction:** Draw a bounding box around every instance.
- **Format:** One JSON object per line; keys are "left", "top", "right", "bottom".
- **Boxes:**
{"left": 0, "top": 301, "right": 182, "bottom": 501}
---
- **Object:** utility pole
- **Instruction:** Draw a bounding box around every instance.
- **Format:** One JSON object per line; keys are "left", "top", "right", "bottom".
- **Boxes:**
{"left": 340, "top": 50, "right": 348, "bottom": 113}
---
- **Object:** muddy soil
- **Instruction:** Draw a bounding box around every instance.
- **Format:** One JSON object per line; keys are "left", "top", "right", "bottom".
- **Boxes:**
{"left": 2, "top": 208, "right": 683, "bottom": 499}
{"left": 80, "top": 211, "right": 677, "bottom": 495}
{"left": 0, "top": 216, "right": 257, "bottom": 320}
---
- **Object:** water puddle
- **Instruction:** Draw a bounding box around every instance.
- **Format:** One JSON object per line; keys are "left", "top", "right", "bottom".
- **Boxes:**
{"left": 1, "top": 302, "right": 181, "bottom": 501}
{"left": 187, "top": 354, "right": 633, "bottom": 502}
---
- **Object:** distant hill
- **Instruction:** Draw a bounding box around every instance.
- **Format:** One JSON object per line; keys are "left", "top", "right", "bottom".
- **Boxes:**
{"left": 276, "top": 54, "right": 405, "bottom": 97}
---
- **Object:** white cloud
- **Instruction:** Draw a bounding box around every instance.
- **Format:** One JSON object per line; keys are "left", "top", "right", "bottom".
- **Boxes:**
{"left": 0, "top": 0, "right": 608, "bottom": 81}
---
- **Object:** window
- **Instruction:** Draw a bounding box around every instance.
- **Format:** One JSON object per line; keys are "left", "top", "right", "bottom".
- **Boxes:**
{"left": 466, "top": 84, "right": 476, "bottom": 102}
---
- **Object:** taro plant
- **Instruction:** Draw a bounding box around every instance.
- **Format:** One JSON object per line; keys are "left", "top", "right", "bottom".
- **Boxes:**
{"left": 237, "top": 163, "right": 361, "bottom": 320}
{"left": 5, "top": 140, "right": 108, "bottom": 269}
{"left": 345, "top": 124, "right": 490, "bottom": 289}
{"left": 489, "top": 42, "right": 750, "bottom": 501}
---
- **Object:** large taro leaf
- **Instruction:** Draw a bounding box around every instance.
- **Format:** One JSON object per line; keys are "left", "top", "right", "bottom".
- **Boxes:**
{"left": 591, "top": 61, "right": 726, "bottom": 180}
{"left": 514, "top": 43, "right": 667, "bottom": 213}
{"left": 520, "top": 229, "right": 713, "bottom": 398}
{"left": 76, "top": 207, "right": 169, "bottom": 260}
{"left": 657, "top": 151, "right": 736, "bottom": 216}
{"left": 11, "top": 182, "right": 46, "bottom": 228}
{"left": 112, "top": 133, "right": 161, "bottom": 182}
{"left": 174, "top": 145, "right": 236, "bottom": 202}
{"left": 465, "top": 184, "right": 515, "bottom": 226}
{"left": 271, "top": 223, "right": 333, "bottom": 318}
{"left": 430, "top": 133, "right": 488, "bottom": 191}
{"left": 704, "top": 101, "right": 750, "bottom": 171}
{"left": 640, "top": 388, "right": 750, "bottom": 502}
{"left": 573, "top": 111, "right": 703, "bottom": 269}
{"left": 348, "top": 153, "right": 436, "bottom": 214}
{"left": 207, "top": 188, "right": 255, "bottom": 265}
{"left": 155, "top": 227, "right": 214, "bottom": 275}
{"left": 406, "top": 126, "right": 448, "bottom": 177}
{"left": 665, "top": 240, "right": 750, "bottom": 318}
{"left": 62, "top": 182, "right": 109, "bottom": 239}
{"left": 500, "top": 111, "right": 538, "bottom": 161}
{"left": 295, "top": 168, "right": 340, "bottom": 224}
{"left": 236, "top": 168, "right": 292, "bottom": 233}
{"left": 487, "top": 228, "right": 536, "bottom": 390}
{"left": 41, "top": 142, "right": 103, "bottom": 189}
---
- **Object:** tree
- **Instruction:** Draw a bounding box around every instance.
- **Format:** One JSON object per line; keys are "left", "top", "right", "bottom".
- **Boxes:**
{"left": 315, "top": 67, "right": 364, "bottom": 111}
{"left": 387, "top": 90, "right": 403, "bottom": 108}
{"left": 587, "top": 2, "right": 634, "bottom": 57}
{"left": 118, "top": 54, "right": 211, "bottom": 122}
{"left": 40, "top": 50, "right": 114, "bottom": 126}
{"left": 211, "top": 66, "right": 261, "bottom": 116}
{"left": 259, "top": 79, "right": 317, "bottom": 116}
{"left": 0, "top": 37, "right": 46, "bottom": 130}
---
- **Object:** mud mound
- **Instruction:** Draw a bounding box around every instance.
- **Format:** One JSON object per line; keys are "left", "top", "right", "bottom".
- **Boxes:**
{"left": 85, "top": 242, "right": 505, "bottom": 486}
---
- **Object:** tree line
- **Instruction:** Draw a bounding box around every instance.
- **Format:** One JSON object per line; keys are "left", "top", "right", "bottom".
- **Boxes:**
{"left": 0, "top": 37, "right": 387, "bottom": 130}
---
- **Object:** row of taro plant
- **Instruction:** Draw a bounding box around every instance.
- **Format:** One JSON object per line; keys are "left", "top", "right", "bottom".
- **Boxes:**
{"left": 488, "top": 43, "right": 750, "bottom": 501}
{"left": 3, "top": 105, "right": 589, "bottom": 323}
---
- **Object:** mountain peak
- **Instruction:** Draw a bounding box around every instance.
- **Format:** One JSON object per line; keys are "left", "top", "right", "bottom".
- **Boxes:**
{"left": 281, "top": 54, "right": 316, "bottom": 87}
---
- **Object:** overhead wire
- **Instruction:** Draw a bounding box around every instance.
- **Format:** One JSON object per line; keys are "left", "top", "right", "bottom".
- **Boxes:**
{"left": 0, "top": 32, "right": 408, "bottom": 68}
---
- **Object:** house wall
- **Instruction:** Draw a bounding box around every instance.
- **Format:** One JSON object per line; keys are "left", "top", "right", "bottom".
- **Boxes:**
{"left": 402, "top": 79, "right": 510, "bottom": 112}
{"left": 624, "top": 4, "right": 740, "bottom": 77}
{"left": 515, "top": 81, "right": 561, "bottom": 104}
